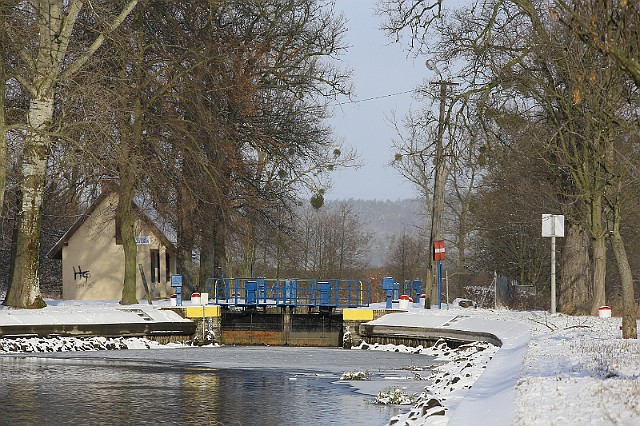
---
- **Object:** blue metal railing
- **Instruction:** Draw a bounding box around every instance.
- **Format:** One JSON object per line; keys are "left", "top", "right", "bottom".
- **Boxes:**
{"left": 204, "top": 277, "right": 370, "bottom": 308}
{"left": 401, "top": 279, "right": 423, "bottom": 301}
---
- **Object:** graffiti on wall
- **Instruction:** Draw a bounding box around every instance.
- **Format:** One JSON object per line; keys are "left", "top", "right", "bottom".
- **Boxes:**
{"left": 73, "top": 266, "right": 91, "bottom": 280}
{"left": 73, "top": 265, "right": 95, "bottom": 289}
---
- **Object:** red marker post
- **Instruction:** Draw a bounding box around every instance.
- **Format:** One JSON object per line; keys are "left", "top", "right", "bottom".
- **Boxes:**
{"left": 433, "top": 240, "right": 445, "bottom": 308}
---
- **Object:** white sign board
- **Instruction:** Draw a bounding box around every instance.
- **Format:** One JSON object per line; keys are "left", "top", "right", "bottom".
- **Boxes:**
{"left": 135, "top": 236, "right": 151, "bottom": 245}
{"left": 541, "top": 214, "right": 564, "bottom": 238}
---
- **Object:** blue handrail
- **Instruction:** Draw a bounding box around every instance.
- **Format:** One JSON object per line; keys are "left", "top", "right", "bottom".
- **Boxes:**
{"left": 204, "top": 277, "right": 370, "bottom": 308}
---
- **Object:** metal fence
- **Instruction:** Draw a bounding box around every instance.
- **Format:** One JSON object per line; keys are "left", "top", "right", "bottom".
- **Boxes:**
{"left": 493, "top": 272, "right": 537, "bottom": 307}
{"left": 204, "top": 277, "right": 371, "bottom": 308}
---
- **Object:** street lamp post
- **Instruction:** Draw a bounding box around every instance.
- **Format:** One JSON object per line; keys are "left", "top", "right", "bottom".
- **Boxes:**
{"left": 424, "top": 59, "right": 458, "bottom": 309}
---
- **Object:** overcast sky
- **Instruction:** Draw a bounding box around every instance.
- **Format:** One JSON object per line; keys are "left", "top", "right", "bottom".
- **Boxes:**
{"left": 325, "top": 1, "right": 429, "bottom": 201}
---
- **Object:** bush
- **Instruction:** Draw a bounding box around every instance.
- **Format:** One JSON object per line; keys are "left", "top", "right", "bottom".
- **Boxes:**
{"left": 374, "top": 387, "right": 415, "bottom": 405}
{"left": 340, "top": 370, "right": 370, "bottom": 380}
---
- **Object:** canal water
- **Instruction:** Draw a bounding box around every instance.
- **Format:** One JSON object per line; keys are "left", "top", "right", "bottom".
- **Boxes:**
{"left": 0, "top": 346, "right": 434, "bottom": 425}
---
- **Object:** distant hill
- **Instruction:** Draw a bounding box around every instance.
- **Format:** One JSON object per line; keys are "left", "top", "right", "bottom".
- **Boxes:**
{"left": 326, "top": 198, "right": 425, "bottom": 266}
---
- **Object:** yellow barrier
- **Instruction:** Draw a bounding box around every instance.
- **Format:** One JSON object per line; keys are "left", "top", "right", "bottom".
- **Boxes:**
{"left": 185, "top": 305, "right": 221, "bottom": 318}
{"left": 343, "top": 308, "right": 373, "bottom": 321}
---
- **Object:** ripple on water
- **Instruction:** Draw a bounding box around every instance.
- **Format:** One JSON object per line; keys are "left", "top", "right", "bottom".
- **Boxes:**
{"left": 1, "top": 347, "right": 432, "bottom": 425}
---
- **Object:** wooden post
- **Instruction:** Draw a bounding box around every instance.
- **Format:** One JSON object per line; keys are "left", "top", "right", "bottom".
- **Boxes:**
{"left": 138, "top": 264, "right": 152, "bottom": 304}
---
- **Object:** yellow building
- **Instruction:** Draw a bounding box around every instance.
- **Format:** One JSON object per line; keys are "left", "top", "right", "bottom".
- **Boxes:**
{"left": 48, "top": 189, "right": 176, "bottom": 301}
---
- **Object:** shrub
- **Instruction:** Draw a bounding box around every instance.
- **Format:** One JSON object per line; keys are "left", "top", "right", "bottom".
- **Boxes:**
{"left": 340, "top": 370, "right": 371, "bottom": 381}
{"left": 374, "top": 387, "right": 415, "bottom": 405}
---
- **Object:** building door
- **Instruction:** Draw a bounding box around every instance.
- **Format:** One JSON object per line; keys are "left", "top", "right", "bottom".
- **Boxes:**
{"left": 150, "top": 249, "right": 160, "bottom": 296}
{"left": 165, "top": 252, "right": 171, "bottom": 283}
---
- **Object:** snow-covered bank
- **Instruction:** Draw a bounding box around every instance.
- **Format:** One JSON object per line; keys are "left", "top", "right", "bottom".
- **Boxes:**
{"left": 357, "top": 340, "right": 500, "bottom": 424}
{"left": 0, "top": 299, "right": 189, "bottom": 326}
{"left": 0, "top": 335, "right": 188, "bottom": 353}
{"left": 361, "top": 305, "right": 640, "bottom": 425}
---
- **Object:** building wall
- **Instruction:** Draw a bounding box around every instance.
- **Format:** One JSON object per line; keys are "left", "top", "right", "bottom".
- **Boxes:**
{"left": 61, "top": 192, "right": 174, "bottom": 301}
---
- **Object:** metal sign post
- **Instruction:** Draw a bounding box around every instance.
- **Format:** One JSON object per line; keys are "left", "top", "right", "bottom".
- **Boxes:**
{"left": 433, "top": 240, "right": 445, "bottom": 309}
{"left": 437, "top": 260, "right": 443, "bottom": 309}
{"left": 542, "top": 215, "right": 564, "bottom": 314}
{"left": 171, "top": 274, "right": 183, "bottom": 306}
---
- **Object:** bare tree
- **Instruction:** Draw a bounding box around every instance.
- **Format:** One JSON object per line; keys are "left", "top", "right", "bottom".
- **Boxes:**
{"left": 469, "top": 137, "right": 553, "bottom": 295}
{"left": 292, "top": 203, "right": 370, "bottom": 279}
{"left": 550, "top": 0, "right": 640, "bottom": 87}
{"left": 385, "top": 231, "right": 426, "bottom": 286}
{"left": 381, "top": 1, "right": 638, "bottom": 338}
{"left": 444, "top": 121, "right": 485, "bottom": 277}
{"left": 3, "top": 0, "right": 139, "bottom": 308}
{"left": 547, "top": 0, "right": 639, "bottom": 339}
{"left": 159, "top": 0, "right": 354, "bottom": 289}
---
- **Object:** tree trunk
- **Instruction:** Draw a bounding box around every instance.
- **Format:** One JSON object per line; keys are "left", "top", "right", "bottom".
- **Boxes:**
{"left": 198, "top": 245, "right": 214, "bottom": 294}
{"left": 590, "top": 233, "right": 607, "bottom": 315}
{"left": 559, "top": 222, "right": 591, "bottom": 314}
{"left": 457, "top": 208, "right": 467, "bottom": 272}
{"left": 590, "top": 195, "right": 607, "bottom": 315}
{"left": 176, "top": 181, "right": 197, "bottom": 293}
{"left": 605, "top": 172, "right": 638, "bottom": 339}
{"left": 212, "top": 204, "right": 227, "bottom": 279}
{"left": 117, "top": 172, "right": 139, "bottom": 305}
{"left": 0, "top": 3, "right": 7, "bottom": 212}
{"left": 4, "top": 0, "right": 138, "bottom": 308}
{"left": 116, "top": 17, "right": 149, "bottom": 305}
{"left": 4, "top": 95, "right": 54, "bottom": 309}
{"left": 242, "top": 214, "right": 257, "bottom": 277}
{"left": 7, "top": 0, "right": 73, "bottom": 305}
{"left": 198, "top": 205, "right": 226, "bottom": 293}
{"left": 5, "top": 2, "right": 65, "bottom": 306}
{"left": 276, "top": 221, "right": 284, "bottom": 278}
{"left": 609, "top": 225, "right": 638, "bottom": 339}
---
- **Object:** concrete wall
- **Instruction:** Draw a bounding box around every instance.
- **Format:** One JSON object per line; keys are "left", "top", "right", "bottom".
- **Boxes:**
{"left": 62, "top": 192, "right": 174, "bottom": 300}
{"left": 358, "top": 323, "right": 503, "bottom": 348}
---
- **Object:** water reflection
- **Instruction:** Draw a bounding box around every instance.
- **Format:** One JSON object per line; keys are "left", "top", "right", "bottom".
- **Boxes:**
{"left": 0, "top": 355, "right": 402, "bottom": 425}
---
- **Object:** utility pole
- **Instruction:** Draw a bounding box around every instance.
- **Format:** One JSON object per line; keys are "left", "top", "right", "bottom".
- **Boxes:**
{"left": 424, "top": 59, "right": 458, "bottom": 308}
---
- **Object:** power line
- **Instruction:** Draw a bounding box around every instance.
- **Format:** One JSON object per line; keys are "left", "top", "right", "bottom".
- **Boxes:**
{"left": 332, "top": 89, "right": 415, "bottom": 106}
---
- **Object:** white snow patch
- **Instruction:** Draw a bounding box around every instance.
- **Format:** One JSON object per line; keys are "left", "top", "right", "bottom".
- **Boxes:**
{"left": 1, "top": 299, "right": 638, "bottom": 425}
{"left": 0, "top": 335, "right": 190, "bottom": 353}
{"left": 0, "top": 299, "right": 191, "bottom": 326}
{"left": 359, "top": 303, "right": 639, "bottom": 425}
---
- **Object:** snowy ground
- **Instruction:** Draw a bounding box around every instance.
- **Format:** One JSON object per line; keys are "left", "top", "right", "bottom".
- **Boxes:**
{"left": 0, "top": 298, "right": 189, "bottom": 326}
{"left": 364, "top": 303, "right": 640, "bottom": 425}
{"left": 0, "top": 299, "right": 192, "bottom": 353}
{"left": 1, "top": 299, "right": 639, "bottom": 425}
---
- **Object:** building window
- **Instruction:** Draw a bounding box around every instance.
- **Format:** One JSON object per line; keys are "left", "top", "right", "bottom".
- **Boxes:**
{"left": 165, "top": 252, "right": 171, "bottom": 282}
{"left": 151, "top": 249, "right": 160, "bottom": 283}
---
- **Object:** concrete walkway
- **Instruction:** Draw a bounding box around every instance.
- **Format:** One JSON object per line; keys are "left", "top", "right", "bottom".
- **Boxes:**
{"left": 0, "top": 300, "right": 195, "bottom": 338}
